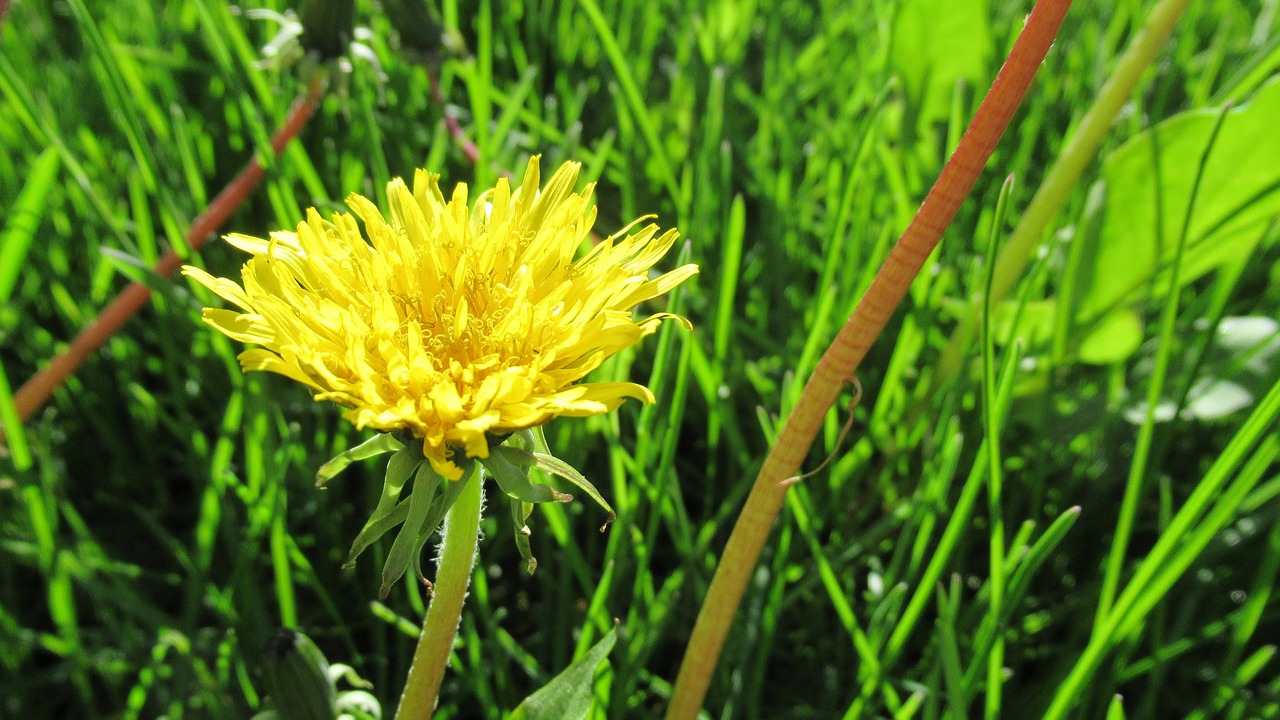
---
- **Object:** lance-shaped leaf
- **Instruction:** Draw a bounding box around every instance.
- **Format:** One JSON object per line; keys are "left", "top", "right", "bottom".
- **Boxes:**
{"left": 344, "top": 444, "right": 420, "bottom": 566}
{"left": 316, "top": 433, "right": 403, "bottom": 487}
{"left": 483, "top": 447, "right": 574, "bottom": 504}
{"left": 379, "top": 463, "right": 443, "bottom": 598}
{"left": 509, "top": 626, "right": 618, "bottom": 720}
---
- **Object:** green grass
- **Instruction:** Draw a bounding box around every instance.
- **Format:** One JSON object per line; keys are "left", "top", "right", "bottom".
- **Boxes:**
{"left": 2, "top": 0, "right": 1279, "bottom": 718}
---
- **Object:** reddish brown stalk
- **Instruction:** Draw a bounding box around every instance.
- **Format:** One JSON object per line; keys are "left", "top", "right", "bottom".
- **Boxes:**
{"left": 11, "top": 77, "right": 324, "bottom": 427}
{"left": 664, "top": 0, "right": 1074, "bottom": 717}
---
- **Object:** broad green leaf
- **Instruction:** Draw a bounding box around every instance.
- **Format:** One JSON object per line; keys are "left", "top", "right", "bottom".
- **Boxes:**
{"left": 1005, "top": 82, "right": 1280, "bottom": 367}
{"left": 508, "top": 627, "right": 617, "bottom": 720}
{"left": 889, "top": 0, "right": 992, "bottom": 127}
{"left": 1077, "top": 309, "right": 1143, "bottom": 365}
{"left": 993, "top": 299, "right": 1055, "bottom": 348}
{"left": 1078, "top": 78, "right": 1280, "bottom": 322}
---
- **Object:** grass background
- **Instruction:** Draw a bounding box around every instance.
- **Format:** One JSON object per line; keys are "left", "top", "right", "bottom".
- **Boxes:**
{"left": 2, "top": 0, "right": 1279, "bottom": 717}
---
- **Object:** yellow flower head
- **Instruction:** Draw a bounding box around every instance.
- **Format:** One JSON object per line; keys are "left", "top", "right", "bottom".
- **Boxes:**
{"left": 183, "top": 158, "right": 697, "bottom": 479}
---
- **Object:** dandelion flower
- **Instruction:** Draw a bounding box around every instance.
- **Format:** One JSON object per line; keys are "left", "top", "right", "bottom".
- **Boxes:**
{"left": 183, "top": 157, "right": 697, "bottom": 480}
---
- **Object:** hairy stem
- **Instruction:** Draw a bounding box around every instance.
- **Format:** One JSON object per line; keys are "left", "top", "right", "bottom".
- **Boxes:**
{"left": 394, "top": 469, "right": 482, "bottom": 720}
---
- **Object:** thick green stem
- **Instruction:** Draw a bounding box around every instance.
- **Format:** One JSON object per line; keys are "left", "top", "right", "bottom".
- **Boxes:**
{"left": 394, "top": 469, "right": 483, "bottom": 720}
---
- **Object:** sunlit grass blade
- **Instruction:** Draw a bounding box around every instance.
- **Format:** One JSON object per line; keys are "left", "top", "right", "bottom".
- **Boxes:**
{"left": 1045, "top": 372, "right": 1280, "bottom": 717}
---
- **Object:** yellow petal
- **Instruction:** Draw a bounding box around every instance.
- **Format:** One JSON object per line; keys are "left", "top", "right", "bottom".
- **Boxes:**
{"left": 185, "top": 157, "right": 696, "bottom": 468}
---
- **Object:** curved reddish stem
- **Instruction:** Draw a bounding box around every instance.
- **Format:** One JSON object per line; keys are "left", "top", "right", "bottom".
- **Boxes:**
{"left": 665, "top": 0, "right": 1073, "bottom": 716}
{"left": 11, "top": 77, "right": 324, "bottom": 426}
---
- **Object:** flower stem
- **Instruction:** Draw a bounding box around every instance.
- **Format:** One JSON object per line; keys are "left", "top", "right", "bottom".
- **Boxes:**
{"left": 394, "top": 468, "right": 483, "bottom": 720}
{"left": 664, "top": 1, "right": 1073, "bottom": 717}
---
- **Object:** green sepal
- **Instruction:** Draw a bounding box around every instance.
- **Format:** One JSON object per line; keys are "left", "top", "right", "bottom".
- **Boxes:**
{"left": 510, "top": 497, "right": 537, "bottom": 575}
{"left": 510, "top": 427, "right": 540, "bottom": 451}
{"left": 380, "top": 462, "right": 443, "bottom": 598}
{"left": 499, "top": 446, "right": 616, "bottom": 529}
{"left": 482, "top": 438, "right": 615, "bottom": 574}
{"left": 344, "top": 444, "right": 421, "bottom": 566}
{"left": 344, "top": 499, "right": 410, "bottom": 569}
{"left": 316, "top": 433, "right": 403, "bottom": 487}
{"left": 483, "top": 446, "right": 574, "bottom": 504}
{"left": 410, "top": 463, "right": 473, "bottom": 584}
